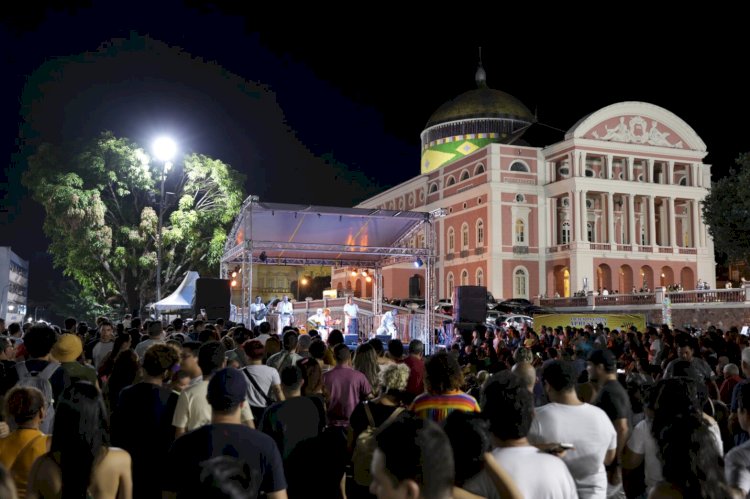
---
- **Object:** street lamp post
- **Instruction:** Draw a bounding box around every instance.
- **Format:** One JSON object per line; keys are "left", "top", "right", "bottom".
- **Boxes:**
{"left": 152, "top": 137, "right": 177, "bottom": 304}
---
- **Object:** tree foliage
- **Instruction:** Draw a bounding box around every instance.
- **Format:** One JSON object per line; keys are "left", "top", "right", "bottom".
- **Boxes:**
{"left": 23, "top": 132, "right": 246, "bottom": 315}
{"left": 702, "top": 153, "right": 750, "bottom": 267}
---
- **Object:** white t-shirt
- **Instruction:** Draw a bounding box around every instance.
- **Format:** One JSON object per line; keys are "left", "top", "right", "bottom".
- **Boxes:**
{"left": 242, "top": 364, "right": 280, "bottom": 408}
{"left": 726, "top": 439, "right": 750, "bottom": 496}
{"left": 172, "top": 379, "right": 253, "bottom": 431}
{"left": 343, "top": 303, "right": 358, "bottom": 319}
{"left": 528, "top": 402, "right": 616, "bottom": 499}
{"left": 92, "top": 341, "right": 114, "bottom": 369}
{"left": 491, "top": 446, "right": 578, "bottom": 499}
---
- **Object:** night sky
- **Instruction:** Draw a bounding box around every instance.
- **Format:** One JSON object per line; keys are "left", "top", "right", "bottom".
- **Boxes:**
{"left": 1, "top": 4, "right": 748, "bottom": 306}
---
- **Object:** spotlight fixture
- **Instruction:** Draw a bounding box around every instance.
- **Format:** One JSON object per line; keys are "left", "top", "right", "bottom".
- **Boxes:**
{"left": 230, "top": 279, "right": 237, "bottom": 287}
{"left": 365, "top": 276, "right": 372, "bottom": 283}
{"left": 351, "top": 269, "right": 358, "bottom": 277}
{"left": 259, "top": 251, "right": 267, "bottom": 263}
{"left": 231, "top": 271, "right": 238, "bottom": 278}
{"left": 361, "top": 270, "right": 368, "bottom": 277}
{"left": 414, "top": 257, "right": 424, "bottom": 268}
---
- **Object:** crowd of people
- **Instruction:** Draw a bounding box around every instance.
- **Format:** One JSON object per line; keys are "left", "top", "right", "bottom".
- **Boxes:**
{"left": 0, "top": 314, "right": 749, "bottom": 498}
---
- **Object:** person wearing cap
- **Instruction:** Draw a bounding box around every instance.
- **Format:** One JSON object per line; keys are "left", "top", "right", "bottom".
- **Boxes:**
{"left": 134, "top": 321, "right": 165, "bottom": 361}
{"left": 52, "top": 334, "right": 98, "bottom": 389}
{"left": 588, "top": 349, "right": 632, "bottom": 499}
{"left": 164, "top": 368, "right": 287, "bottom": 498}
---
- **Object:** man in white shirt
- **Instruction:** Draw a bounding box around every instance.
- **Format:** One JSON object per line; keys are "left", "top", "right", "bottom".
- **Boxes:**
{"left": 308, "top": 308, "right": 328, "bottom": 339}
{"left": 483, "top": 371, "right": 578, "bottom": 499}
{"left": 276, "top": 296, "right": 293, "bottom": 332}
{"left": 92, "top": 320, "right": 115, "bottom": 369}
{"left": 250, "top": 296, "right": 267, "bottom": 329}
{"left": 343, "top": 296, "right": 359, "bottom": 338}
{"left": 529, "top": 360, "right": 616, "bottom": 499}
{"left": 173, "top": 341, "right": 254, "bottom": 437}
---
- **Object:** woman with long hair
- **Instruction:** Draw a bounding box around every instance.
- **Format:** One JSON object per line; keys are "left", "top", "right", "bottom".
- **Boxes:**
{"left": 352, "top": 343, "right": 379, "bottom": 397}
{"left": 26, "top": 381, "right": 132, "bottom": 499}
{"left": 96, "top": 333, "right": 132, "bottom": 382}
{"left": 104, "top": 350, "right": 139, "bottom": 414}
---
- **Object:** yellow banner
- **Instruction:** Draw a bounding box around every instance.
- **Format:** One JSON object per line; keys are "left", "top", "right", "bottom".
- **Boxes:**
{"left": 533, "top": 314, "right": 646, "bottom": 332}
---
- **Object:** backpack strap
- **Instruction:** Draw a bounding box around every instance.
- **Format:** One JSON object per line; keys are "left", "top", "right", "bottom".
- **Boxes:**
{"left": 363, "top": 401, "right": 376, "bottom": 427}
{"left": 242, "top": 367, "right": 272, "bottom": 406}
{"left": 15, "top": 361, "right": 30, "bottom": 378}
{"left": 380, "top": 406, "right": 405, "bottom": 428}
{"left": 38, "top": 362, "right": 60, "bottom": 380}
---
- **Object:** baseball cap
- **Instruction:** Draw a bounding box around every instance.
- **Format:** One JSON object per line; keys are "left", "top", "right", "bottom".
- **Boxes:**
{"left": 207, "top": 367, "right": 247, "bottom": 411}
{"left": 587, "top": 349, "right": 617, "bottom": 372}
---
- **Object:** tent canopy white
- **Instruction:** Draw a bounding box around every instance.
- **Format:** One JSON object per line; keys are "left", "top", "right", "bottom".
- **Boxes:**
{"left": 152, "top": 271, "right": 200, "bottom": 312}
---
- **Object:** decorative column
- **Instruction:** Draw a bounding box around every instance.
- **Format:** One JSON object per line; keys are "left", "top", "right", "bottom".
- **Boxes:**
{"left": 692, "top": 199, "right": 700, "bottom": 248}
{"left": 573, "top": 190, "right": 581, "bottom": 242}
{"left": 627, "top": 157, "right": 634, "bottom": 182}
{"left": 647, "top": 159, "right": 654, "bottom": 183}
{"left": 607, "top": 192, "right": 615, "bottom": 245}
{"left": 580, "top": 190, "right": 588, "bottom": 242}
{"left": 667, "top": 161, "right": 675, "bottom": 185}
{"left": 606, "top": 154, "right": 613, "bottom": 180}
{"left": 550, "top": 198, "right": 558, "bottom": 246}
{"left": 668, "top": 197, "right": 677, "bottom": 247}
{"left": 648, "top": 196, "right": 656, "bottom": 247}
{"left": 628, "top": 194, "right": 636, "bottom": 246}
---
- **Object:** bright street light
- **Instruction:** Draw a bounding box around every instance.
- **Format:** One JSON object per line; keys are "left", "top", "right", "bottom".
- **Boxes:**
{"left": 153, "top": 136, "right": 177, "bottom": 162}
{"left": 152, "top": 136, "right": 178, "bottom": 305}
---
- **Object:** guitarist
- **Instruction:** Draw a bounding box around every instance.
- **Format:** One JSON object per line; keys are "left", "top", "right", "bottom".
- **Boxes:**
{"left": 249, "top": 296, "right": 268, "bottom": 329}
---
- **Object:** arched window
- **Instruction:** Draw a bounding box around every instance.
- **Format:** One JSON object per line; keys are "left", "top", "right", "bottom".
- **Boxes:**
{"left": 474, "top": 163, "right": 485, "bottom": 175}
{"left": 461, "top": 269, "right": 469, "bottom": 286}
{"left": 561, "top": 221, "right": 571, "bottom": 244}
{"left": 408, "top": 193, "right": 415, "bottom": 207}
{"left": 429, "top": 183, "right": 438, "bottom": 194}
{"left": 514, "top": 268, "right": 528, "bottom": 298}
{"left": 476, "top": 268, "right": 484, "bottom": 287}
{"left": 461, "top": 223, "right": 469, "bottom": 249}
{"left": 510, "top": 161, "right": 529, "bottom": 172}
{"left": 447, "top": 272, "right": 454, "bottom": 297}
{"left": 398, "top": 198, "right": 404, "bottom": 210}
{"left": 515, "top": 219, "right": 525, "bottom": 243}
{"left": 459, "top": 170, "right": 470, "bottom": 181}
{"left": 585, "top": 168, "right": 595, "bottom": 177}
{"left": 447, "top": 227, "right": 455, "bottom": 253}
{"left": 418, "top": 234, "right": 425, "bottom": 247}
{"left": 679, "top": 176, "right": 687, "bottom": 186}
{"left": 476, "top": 219, "right": 484, "bottom": 246}
{"left": 446, "top": 176, "right": 456, "bottom": 186}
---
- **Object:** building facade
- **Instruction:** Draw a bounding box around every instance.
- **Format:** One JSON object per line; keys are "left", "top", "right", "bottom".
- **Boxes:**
{"left": 0, "top": 247, "right": 29, "bottom": 324}
{"left": 333, "top": 68, "right": 715, "bottom": 302}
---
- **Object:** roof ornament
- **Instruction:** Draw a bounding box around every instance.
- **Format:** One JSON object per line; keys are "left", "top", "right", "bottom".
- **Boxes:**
{"left": 475, "top": 46, "right": 487, "bottom": 88}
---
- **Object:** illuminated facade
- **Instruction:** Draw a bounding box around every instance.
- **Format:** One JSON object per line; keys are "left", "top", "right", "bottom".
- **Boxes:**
{"left": 333, "top": 67, "right": 716, "bottom": 301}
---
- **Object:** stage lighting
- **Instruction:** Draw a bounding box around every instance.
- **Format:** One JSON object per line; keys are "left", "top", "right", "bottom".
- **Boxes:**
{"left": 413, "top": 257, "right": 424, "bottom": 268}
{"left": 259, "top": 251, "right": 267, "bottom": 263}
{"left": 230, "top": 279, "right": 237, "bottom": 287}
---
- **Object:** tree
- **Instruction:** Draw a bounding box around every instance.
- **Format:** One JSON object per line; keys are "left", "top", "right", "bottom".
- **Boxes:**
{"left": 702, "top": 153, "right": 750, "bottom": 268}
{"left": 23, "top": 132, "right": 246, "bottom": 316}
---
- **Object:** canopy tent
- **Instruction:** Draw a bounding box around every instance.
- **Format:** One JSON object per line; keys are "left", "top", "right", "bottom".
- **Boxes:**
{"left": 152, "top": 271, "right": 200, "bottom": 312}
{"left": 221, "top": 196, "right": 443, "bottom": 351}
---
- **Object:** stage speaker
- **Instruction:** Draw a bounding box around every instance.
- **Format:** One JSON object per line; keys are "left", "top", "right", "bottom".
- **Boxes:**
{"left": 344, "top": 334, "right": 359, "bottom": 345}
{"left": 193, "top": 278, "right": 231, "bottom": 321}
{"left": 452, "top": 285, "right": 487, "bottom": 324}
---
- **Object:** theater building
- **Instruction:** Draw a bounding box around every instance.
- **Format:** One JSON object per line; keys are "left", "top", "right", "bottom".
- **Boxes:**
{"left": 332, "top": 66, "right": 716, "bottom": 302}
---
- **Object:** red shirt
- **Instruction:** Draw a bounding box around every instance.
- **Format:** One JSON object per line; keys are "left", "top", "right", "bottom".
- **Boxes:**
{"left": 720, "top": 374, "right": 743, "bottom": 405}
{"left": 404, "top": 355, "right": 425, "bottom": 396}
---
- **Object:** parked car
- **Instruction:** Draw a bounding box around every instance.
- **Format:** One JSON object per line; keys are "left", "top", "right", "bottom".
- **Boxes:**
{"left": 486, "top": 310, "right": 504, "bottom": 324}
{"left": 496, "top": 314, "right": 534, "bottom": 329}
{"left": 496, "top": 299, "right": 533, "bottom": 314}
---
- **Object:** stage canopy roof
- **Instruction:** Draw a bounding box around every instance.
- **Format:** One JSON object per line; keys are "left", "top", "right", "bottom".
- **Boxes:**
{"left": 221, "top": 198, "right": 436, "bottom": 267}
{"left": 152, "top": 271, "right": 199, "bottom": 312}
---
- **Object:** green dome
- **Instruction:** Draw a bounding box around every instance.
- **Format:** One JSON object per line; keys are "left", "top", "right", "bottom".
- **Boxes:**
{"left": 426, "top": 86, "right": 535, "bottom": 128}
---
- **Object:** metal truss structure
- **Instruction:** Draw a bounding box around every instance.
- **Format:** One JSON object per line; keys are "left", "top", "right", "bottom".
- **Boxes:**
{"left": 220, "top": 196, "right": 442, "bottom": 351}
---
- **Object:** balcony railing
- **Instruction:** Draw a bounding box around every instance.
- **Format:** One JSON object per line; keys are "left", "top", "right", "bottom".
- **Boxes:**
{"left": 616, "top": 245, "right": 632, "bottom": 251}
{"left": 589, "top": 243, "right": 611, "bottom": 251}
{"left": 667, "top": 289, "right": 745, "bottom": 304}
{"left": 540, "top": 288, "right": 748, "bottom": 308}
{"left": 474, "top": 247, "right": 484, "bottom": 255}
{"left": 678, "top": 248, "right": 698, "bottom": 255}
{"left": 658, "top": 247, "right": 673, "bottom": 254}
{"left": 547, "top": 244, "right": 570, "bottom": 254}
{"left": 637, "top": 246, "right": 653, "bottom": 252}
{"left": 460, "top": 250, "right": 470, "bottom": 258}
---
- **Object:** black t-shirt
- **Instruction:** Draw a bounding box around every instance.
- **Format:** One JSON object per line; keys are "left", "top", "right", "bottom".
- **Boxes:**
{"left": 165, "top": 423, "right": 287, "bottom": 497}
{"left": 594, "top": 379, "right": 632, "bottom": 425}
{"left": 111, "top": 382, "right": 178, "bottom": 499}
{"left": 0, "top": 359, "right": 16, "bottom": 396}
{"left": 260, "top": 396, "right": 325, "bottom": 459}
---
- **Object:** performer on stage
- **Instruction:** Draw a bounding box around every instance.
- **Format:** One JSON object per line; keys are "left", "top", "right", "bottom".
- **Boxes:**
{"left": 343, "top": 295, "right": 359, "bottom": 338}
{"left": 249, "top": 296, "right": 267, "bottom": 329}
{"left": 308, "top": 308, "right": 328, "bottom": 341}
{"left": 276, "top": 295, "right": 294, "bottom": 332}
{"left": 376, "top": 309, "right": 398, "bottom": 338}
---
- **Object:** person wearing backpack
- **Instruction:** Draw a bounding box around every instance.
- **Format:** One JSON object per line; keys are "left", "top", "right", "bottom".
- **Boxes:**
{"left": 10, "top": 324, "right": 64, "bottom": 433}
{"left": 348, "top": 363, "right": 409, "bottom": 491}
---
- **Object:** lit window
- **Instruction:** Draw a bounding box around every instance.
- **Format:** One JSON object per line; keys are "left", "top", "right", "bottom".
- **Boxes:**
{"left": 461, "top": 223, "right": 469, "bottom": 249}
{"left": 514, "top": 268, "right": 528, "bottom": 298}
{"left": 476, "top": 219, "right": 484, "bottom": 246}
{"left": 515, "top": 219, "right": 525, "bottom": 243}
{"left": 448, "top": 227, "right": 455, "bottom": 252}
